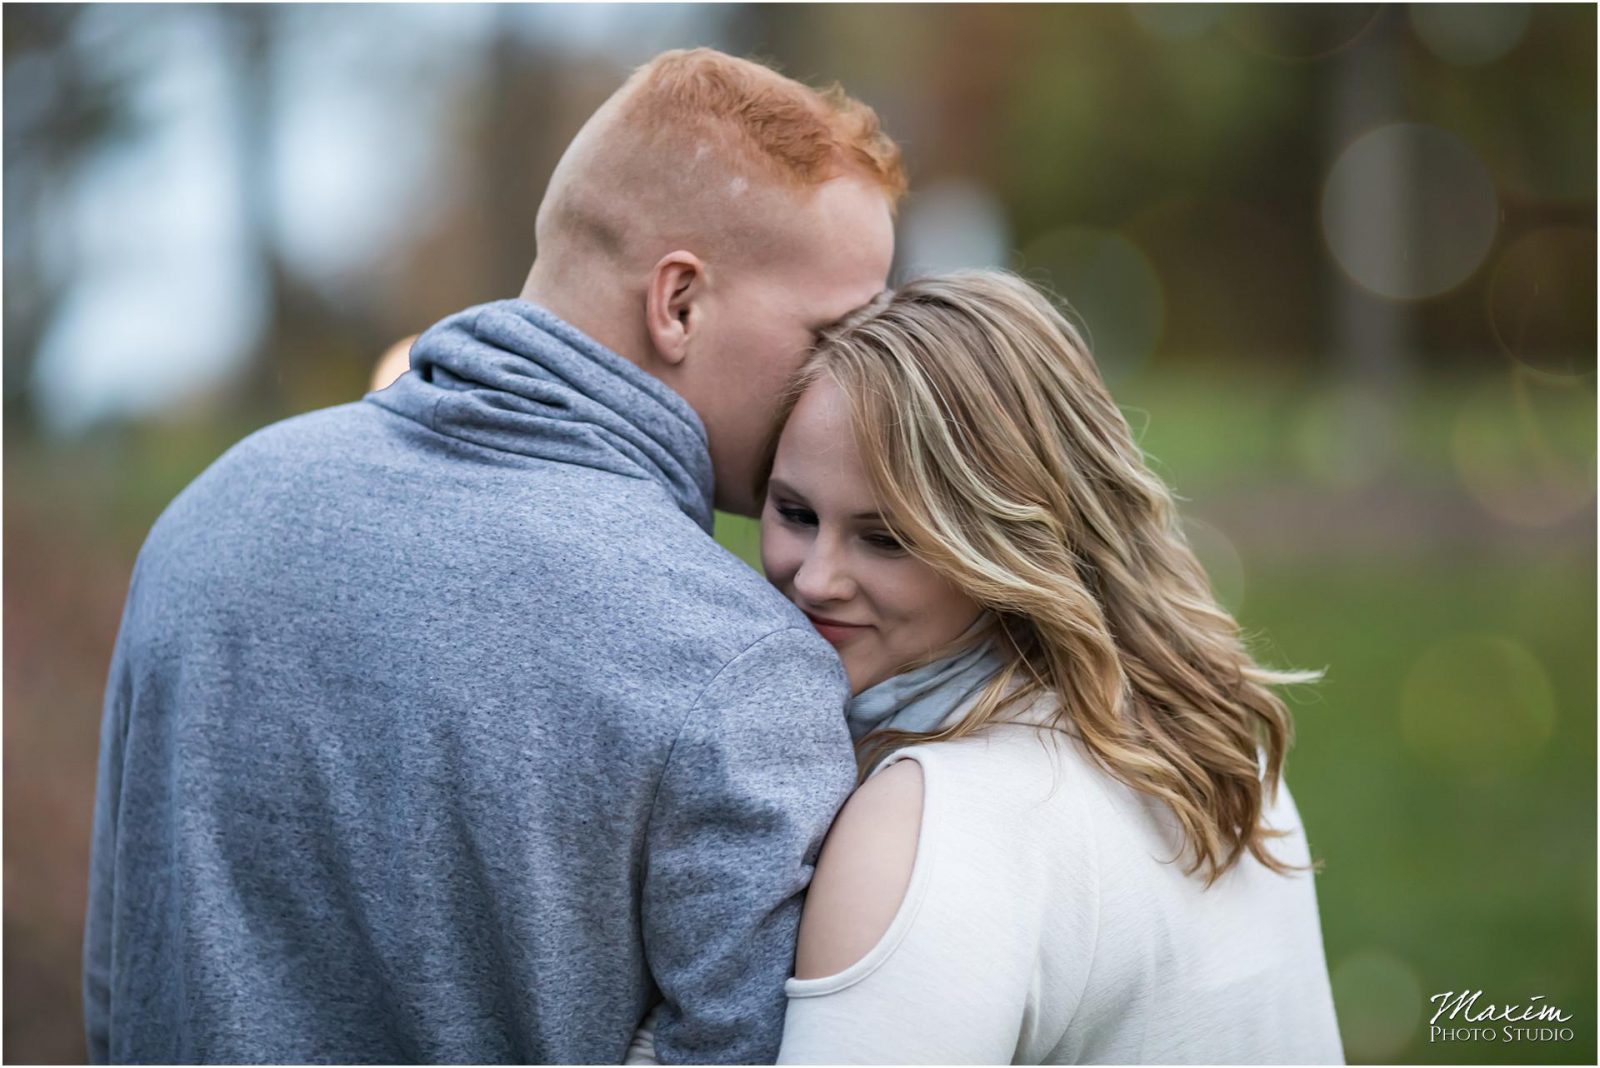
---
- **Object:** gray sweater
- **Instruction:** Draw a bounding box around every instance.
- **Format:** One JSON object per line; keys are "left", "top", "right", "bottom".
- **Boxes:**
{"left": 83, "top": 300, "right": 856, "bottom": 1064}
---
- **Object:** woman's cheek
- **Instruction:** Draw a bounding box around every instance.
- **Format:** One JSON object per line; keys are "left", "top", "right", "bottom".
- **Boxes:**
{"left": 759, "top": 521, "right": 801, "bottom": 591}
{"left": 861, "top": 558, "right": 916, "bottom": 621}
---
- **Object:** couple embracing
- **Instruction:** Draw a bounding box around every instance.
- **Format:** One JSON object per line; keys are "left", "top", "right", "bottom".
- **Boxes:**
{"left": 85, "top": 49, "right": 1343, "bottom": 1065}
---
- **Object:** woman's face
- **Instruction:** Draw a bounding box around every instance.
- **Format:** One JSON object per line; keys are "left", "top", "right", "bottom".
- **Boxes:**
{"left": 761, "top": 377, "right": 983, "bottom": 694}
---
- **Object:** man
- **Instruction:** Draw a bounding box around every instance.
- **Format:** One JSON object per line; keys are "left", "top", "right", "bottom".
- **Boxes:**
{"left": 84, "top": 48, "right": 903, "bottom": 1063}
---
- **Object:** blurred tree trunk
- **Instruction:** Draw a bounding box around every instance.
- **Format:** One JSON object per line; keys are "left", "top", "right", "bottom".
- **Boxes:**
{"left": 1323, "top": 8, "right": 1416, "bottom": 399}
{"left": 481, "top": 10, "right": 547, "bottom": 297}
{"left": 227, "top": 4, "right": 291, "bottom": 414}
{"left": 228, "top": 6, "right": 373, "bottom": 417}
{"left": 2, "top": 5, "right": 139, "bottom": 433}
{"left": 228, "top": 5, "right": 302, "bottom": 415}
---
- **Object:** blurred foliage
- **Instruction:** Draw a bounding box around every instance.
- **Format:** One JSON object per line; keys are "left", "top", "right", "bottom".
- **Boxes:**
{"left": 3, "top": 3, "right": 1595, "bottom": 1064}
{"left": 3, "top": 4, "right": 1595, "bottom": 430}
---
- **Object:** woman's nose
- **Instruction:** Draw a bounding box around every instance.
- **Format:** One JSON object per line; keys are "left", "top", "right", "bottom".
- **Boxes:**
{"left": 792, "top": 539, "right": 855, "bottom": 604}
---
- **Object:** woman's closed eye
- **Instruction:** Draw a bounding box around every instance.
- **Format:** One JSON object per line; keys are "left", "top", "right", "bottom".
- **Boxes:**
{"left": 863, "top": 530, "right": 907, "bottom": 554}
{"left": 773, "top": 497, "right": 907, "bottom": 554}
{"left": 776, "top": 502, "right": 818, "bottom": 527}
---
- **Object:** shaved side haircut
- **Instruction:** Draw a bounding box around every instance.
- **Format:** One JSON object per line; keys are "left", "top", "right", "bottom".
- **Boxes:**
{"left": 536, "top": 49, "right": 906, "bottom": 272}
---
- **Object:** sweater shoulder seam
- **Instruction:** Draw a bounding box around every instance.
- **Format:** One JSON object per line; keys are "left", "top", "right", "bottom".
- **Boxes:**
{"left": 642, "top": 625, "right": 827, "bottom": 837}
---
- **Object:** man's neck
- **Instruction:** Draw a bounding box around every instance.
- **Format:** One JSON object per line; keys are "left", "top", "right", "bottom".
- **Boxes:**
{"left": 519, "top": 266, "right": 646, "bottom": 369}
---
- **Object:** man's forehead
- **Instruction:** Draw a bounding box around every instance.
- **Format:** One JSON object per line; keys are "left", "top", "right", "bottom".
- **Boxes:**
{"left": 812, "top": 285, "right": 889, "bottom": 333}
{"left": 787, "top": 173, "right": 893, "bottom": 255}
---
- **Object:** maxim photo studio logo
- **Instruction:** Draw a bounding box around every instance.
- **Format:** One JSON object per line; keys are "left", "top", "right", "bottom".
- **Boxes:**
{"left": 1428, "top": 990, "right": 1574, "bottom": 1044}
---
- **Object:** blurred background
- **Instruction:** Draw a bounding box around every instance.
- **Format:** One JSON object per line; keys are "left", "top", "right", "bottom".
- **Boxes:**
{"left": 4, "top": 3, "right": 1594, "bottom": 1063}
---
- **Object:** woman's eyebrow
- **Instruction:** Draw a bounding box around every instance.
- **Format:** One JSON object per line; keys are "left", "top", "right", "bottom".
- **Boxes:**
{"left": 767, "top": 477, "right": 805, "bottom": 500}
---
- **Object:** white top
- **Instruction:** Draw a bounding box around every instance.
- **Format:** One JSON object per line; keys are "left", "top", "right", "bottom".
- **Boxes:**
{"left": 774, "top": 714, "right": 1346, "bottom": 1065}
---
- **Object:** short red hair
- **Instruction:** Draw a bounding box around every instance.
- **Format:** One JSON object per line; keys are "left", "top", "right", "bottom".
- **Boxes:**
{"left": 620, "top": 49, "right": 907, "bottom": 206}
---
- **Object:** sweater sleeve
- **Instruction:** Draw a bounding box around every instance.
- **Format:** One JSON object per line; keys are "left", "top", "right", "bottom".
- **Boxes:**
{"left": 776, "top": 745, "right": 1087, "bottom": 1065}
{"left": 641, "top": 627, "right": 855, "bottom": 1066}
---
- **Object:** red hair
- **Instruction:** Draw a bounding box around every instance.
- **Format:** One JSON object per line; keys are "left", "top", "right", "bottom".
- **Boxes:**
{"left": 621, "top": 49, "right": 907, "bottom": 206}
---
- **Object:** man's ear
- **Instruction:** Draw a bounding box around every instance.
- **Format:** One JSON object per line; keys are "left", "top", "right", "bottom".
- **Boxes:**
{"left": 645, "top": 251, "right": 705, "bottom": 367}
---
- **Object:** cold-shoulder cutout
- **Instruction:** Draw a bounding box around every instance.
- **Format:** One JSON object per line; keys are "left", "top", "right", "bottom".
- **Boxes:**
{"left": 793, "top": 758, "right": 924, "bottom": 981}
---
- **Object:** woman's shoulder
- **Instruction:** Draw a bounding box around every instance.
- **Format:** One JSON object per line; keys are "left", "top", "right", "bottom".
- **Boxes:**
{"left": 789, "top": 722, "right": 1102, "bottom": 995}
{"left": 792, "top": 759, "right": 926, "bottom": 982}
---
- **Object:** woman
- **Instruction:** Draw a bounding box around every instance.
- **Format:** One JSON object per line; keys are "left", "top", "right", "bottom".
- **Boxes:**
{"left": 635, "top": 270, "right": 1344, "bottom": 1064}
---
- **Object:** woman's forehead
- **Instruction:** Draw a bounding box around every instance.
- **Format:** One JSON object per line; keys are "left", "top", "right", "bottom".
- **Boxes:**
{"left": 773, "top": 381, "right": 873, "bottom": 501}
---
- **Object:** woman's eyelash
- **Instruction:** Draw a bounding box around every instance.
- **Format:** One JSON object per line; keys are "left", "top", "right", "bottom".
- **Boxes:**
{"left": 774, "top": 502, "right": 905, "bottom": 552}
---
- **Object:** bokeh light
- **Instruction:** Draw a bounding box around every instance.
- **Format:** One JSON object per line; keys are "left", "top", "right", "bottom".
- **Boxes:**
{"left": 1223, "top": 4, "right": 1382, "bottom": 61}
{"left": 1399, "top": 633, "right": 1557, "bottom": 780}
{"left": 1451, "top": 377, "right": 1595, "bottom": 528}
{"left": 33, "top": 264, "right": 267, "bottom": 435}
{"left": 1322, "top": 123, "right": 1499, "bottom": 300}
{"left": 1181, "top": 516, "right": 1246, "bottom": 615}
{"left": 1330, "top": 948, "right": 1425, "bottom": 1062}
{"left": 1129, "top": 4, "right": 1223, "bottom": 41}
{"left": 895, "top": 177, "right": 1011, "bottom": 277}
{"left": 1409, "top": 3, "right": 1530, "bottom": 66}
{"left": 1487, "top": 227, "right": 1598, "bottom": 380}
{"left": 1291, "top": 384, "right": 1403, "bottom": 490}
{"left": 1016, "top": 227, "right": 1164, "bottom": 384}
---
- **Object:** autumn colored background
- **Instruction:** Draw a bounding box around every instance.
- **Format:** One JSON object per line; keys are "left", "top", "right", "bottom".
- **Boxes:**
{"left": 5, "top": 4, "right": 1594, "bottom": 1063}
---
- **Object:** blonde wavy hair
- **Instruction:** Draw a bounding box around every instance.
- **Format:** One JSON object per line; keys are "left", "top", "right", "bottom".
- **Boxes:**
{"left": 763, "top": 270, "right": 1322, "bottom": 886}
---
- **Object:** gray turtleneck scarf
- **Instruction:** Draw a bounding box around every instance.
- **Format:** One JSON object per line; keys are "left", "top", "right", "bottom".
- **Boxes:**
{"left": 845, "top": 617, "right": 1010, "bottom": 752}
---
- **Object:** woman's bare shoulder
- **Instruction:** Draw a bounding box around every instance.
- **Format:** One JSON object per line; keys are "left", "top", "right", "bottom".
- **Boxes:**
{"left": 792, "top": 759, "right": 924, "bottom": 980}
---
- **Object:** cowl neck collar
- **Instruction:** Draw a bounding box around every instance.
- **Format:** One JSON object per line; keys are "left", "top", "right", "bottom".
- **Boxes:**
{"left": 368, "top": 300, "right": 714, "bottom": 532}
{"left": 845, "top": 616, "right": 1010, "bottom": 745}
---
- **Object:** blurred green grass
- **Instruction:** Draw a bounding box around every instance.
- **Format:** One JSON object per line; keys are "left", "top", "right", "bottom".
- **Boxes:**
{"left": 1251, "top": 555, "right": 1594, "bottom": 1064}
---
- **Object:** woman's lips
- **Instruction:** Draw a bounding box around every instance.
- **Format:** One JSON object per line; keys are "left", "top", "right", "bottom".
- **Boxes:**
{"left": 802, "top": 611, "right": 871, "bottom": 645}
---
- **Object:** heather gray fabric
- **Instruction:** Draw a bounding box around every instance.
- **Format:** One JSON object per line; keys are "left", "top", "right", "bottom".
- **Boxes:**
{"left": 83, "top": 299, "right": 856, "bottom": 1065}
